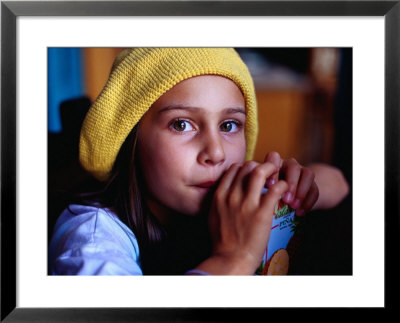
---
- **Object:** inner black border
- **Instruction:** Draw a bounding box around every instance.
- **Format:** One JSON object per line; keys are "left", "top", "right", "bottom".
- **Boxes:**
{"left": 1, "top": 1, "right": 398, "bottom": 321}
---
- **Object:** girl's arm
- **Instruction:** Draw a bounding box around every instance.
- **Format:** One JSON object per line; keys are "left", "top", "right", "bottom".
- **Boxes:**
{"left": 307, "top": 163, "right": 349, "bottom": 211}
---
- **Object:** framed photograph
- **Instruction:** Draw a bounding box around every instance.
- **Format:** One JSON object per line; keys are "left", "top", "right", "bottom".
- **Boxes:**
{"left": 2, "top": 0, "right": 398, "bottom": 320}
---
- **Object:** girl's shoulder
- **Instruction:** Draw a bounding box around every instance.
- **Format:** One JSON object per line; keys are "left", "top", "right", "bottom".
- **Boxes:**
{"left": 54, "top": 204, "right": 134, "bottom": 242}
{"left": 49, "top": 204, "right": 142, "bottom": 275}
{"left": 55, "top": 204, "right": 119, "bottom": 228}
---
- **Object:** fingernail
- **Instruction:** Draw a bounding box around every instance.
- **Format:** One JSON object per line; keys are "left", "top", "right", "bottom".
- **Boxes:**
{"left": 267, "top": 179, "right": 275, "bottom": 186}
{"left": 283, "top": 192, "right": 293, "bottom": 203}
{"left": 292, "top": 198, "right": 301, "bottom": 209}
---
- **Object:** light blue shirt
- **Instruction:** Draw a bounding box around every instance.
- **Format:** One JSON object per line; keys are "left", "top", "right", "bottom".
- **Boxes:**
{"left": 48, "top": 204, "right": 142, "bottom": 275}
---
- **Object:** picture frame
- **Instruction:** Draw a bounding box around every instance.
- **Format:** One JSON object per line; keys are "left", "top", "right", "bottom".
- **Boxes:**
{"left": 1, "top": 0, "right": 398, "bottom": 320}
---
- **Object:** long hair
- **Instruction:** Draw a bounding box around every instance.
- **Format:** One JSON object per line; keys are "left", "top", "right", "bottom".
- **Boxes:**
{"left": 71, "top": 125, "right": 211, "bottom": 274}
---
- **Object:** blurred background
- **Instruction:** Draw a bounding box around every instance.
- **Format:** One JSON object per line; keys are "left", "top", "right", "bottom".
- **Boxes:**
{"left": 48, "top": 48, "right": 352, "bottom": 275}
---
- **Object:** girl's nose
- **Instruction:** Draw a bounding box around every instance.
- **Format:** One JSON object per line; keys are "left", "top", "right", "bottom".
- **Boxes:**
{"left": 197, "top": 130, "right": 226, "bottom": 166}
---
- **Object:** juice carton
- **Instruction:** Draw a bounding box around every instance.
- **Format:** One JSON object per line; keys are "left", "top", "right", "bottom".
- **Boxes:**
{"left": 255, "top": 189, "right": 302, "bottom": 275}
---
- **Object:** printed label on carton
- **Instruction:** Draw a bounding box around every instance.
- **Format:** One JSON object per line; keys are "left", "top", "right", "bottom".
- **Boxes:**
{"left": 255, "top": 197, "right": 298, "bottom": 275}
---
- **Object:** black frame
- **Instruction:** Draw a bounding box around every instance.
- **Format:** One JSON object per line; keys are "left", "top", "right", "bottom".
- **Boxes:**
{"left": 1, "top": 1, "right": 398, "bottom": 320}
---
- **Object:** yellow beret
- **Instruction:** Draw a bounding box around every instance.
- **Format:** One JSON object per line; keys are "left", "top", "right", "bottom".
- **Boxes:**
{"left": 80, "top": 48, "right": 258, "bottom": 181}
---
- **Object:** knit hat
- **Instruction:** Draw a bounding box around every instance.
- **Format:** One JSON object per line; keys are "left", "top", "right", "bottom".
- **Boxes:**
{"left": 80, "top": 48, "right": 258, "bottom": 181}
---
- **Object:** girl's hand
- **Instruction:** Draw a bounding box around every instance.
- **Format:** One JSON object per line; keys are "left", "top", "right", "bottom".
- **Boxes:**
{"left": 264, "top": 151, "right": 319, "bottom": 216}
{"left": 205, "top": 161, "right": 288, "bottom": 275}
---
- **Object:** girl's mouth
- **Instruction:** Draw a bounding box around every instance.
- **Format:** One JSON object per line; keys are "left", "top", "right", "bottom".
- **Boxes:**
{"left": 194, "top": 181, "right": 216, "bottom": 189}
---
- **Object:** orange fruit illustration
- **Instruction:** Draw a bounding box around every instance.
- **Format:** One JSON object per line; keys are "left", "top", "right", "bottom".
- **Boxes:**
{"left": 262, "top": 249, "right": 289, "bottom": 275}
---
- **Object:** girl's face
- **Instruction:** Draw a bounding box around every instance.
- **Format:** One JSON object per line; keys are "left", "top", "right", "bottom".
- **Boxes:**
{"left": 137, "top": 75, "right": 246, "bottom": 222}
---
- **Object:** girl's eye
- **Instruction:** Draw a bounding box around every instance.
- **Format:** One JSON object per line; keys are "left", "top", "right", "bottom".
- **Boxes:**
{"left": 220, "top": 121, "right": 240, "bottom": 133}
{"left": 171, "top": 119, "right": 194, "bottom": 132}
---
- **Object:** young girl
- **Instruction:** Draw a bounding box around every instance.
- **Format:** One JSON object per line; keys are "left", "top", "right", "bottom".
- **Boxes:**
{"left": 48, "top": 48, "right": 349, "bottom": 275}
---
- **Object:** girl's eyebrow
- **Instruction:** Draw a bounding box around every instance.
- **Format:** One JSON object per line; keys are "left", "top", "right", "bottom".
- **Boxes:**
{"left": 158, "top": 105, "right": 246, "bottom": 115}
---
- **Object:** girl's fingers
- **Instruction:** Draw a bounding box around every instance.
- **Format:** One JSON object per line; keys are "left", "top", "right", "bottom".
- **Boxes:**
{"left": 215, "top": 163, "right": 241, "bottom": 197}
{"left": 264, "top": 151, "right": 281, "bottom": 187}
{"left": 281, "top": 158, "right": 301, "bottom": 205}
{"left": 291, "top": 167, "right": 315, "bottom": 209}
{"left": 245, "top": 162, "right": 278, "bottom": 205}
{"left": 296, "top": 182, "right": 319, "bottom": 216}
{"left": 229, "top": 161, "right": 259, "bottom": 202}
{"left": 259, "top": 180, "right": 289, "bottom": 221}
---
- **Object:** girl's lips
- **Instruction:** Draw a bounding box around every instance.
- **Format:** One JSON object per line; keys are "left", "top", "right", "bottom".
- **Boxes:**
{"left": 195, "top": 181, "right": 216, "bottom": 188}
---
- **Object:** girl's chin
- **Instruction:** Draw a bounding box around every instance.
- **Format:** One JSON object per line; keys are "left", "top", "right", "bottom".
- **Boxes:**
{"left": 190, "top": 198, "right": 213, "bottom": 217}
{"left": 175, "top": 204, "right": 204, "bottom": 217}
{"left": 152, "top": 190, "right": 213, "bottom": 218}
{"left": 175, "top": 198, "right": 212, "bottom": 217}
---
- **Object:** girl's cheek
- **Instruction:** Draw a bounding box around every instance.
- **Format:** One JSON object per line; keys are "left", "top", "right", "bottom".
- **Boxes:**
{"left": 231, "top": 139, "right": 246, "bottom": 162}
